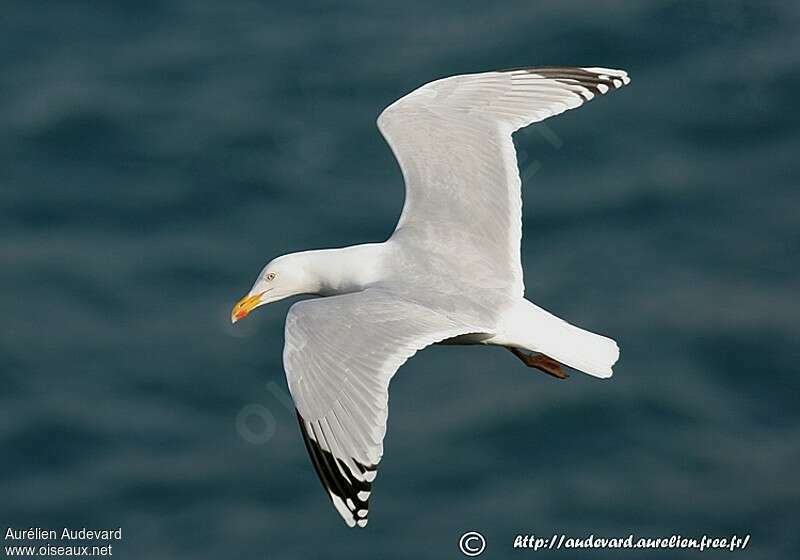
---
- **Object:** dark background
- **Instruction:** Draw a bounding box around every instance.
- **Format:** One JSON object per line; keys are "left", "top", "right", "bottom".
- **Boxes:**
{"left": 2, "top": 1, "right": 798, "bottom": 558}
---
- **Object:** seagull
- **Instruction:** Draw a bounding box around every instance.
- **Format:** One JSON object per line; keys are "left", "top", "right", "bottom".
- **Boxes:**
{"left": 231, "top": 66, "right": 629, "bottom": 527}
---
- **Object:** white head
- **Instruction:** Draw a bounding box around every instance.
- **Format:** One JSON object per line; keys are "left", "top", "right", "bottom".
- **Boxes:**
{"left": 231, "top": 253, "right": 320, "bottom": 323}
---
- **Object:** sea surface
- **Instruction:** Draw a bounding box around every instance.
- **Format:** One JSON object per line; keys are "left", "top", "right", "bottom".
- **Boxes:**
{"left": 1, "top": 1, "right": 798, "bottom": 558}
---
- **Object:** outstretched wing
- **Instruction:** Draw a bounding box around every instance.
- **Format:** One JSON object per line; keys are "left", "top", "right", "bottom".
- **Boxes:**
{"left": 283, "top": 288, "right": 483, "bottom": 527}
{"left": 378, "top": 67, "right": 630, "bottom": 298}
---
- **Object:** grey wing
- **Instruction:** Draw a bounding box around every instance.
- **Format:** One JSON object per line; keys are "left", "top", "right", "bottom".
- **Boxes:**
{"left": 283, "top": 288, "right": 485, "bottom": 527}
{"left": 378, "top": 66, "right": 630, "bottom": 298}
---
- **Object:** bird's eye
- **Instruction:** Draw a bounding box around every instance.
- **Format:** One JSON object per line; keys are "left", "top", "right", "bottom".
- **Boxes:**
{"left": 265, "top": 272, "right": 276, "bottom": 281}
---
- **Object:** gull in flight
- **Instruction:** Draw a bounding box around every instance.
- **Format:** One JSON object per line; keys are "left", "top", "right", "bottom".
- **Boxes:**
{"left": 232, "top": 66, "right": 630, "bottom": 527}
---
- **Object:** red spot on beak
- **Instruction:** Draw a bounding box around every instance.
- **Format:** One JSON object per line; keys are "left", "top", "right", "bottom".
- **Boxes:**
{"left": 231, "top": 292, "right": 264, "bottom": 323}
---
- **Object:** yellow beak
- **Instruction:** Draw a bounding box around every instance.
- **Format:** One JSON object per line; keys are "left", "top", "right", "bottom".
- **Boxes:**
{"left": 231, "top": 293, "right": 264, "bottom": 323}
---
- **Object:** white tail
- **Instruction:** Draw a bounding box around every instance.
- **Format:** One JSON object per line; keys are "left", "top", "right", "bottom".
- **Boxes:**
{"left": 497, "top": 299, "right": 620, "bottom": 378}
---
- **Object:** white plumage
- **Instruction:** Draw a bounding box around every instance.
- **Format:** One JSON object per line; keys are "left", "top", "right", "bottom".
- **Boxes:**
{"left": 232, "top": 66, "right": 630, "bottom": 527}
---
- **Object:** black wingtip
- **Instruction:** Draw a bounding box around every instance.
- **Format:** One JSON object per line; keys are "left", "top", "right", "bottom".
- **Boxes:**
{"left": 296, "top": 410, "right": 375, "bottom": 527}
{"left": 499, "top": 66, "right": 631, "bottom": 96}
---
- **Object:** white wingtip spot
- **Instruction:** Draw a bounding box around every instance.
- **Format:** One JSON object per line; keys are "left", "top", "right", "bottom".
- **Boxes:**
{"left": 364, "top": 470, "right": 377, "bottom": 482}
{"left": 357, "top": 491, "right": 371, "bottom": 500}
{"left": 357, "top": 519, "right": 368, "bottom": 527}
{"left": 357, "top": 509, "right": 368, "bottom": 517}
{"left": 581, "top": 67, "right": 631, "bottom": 86}
{"left": 612, "top": 79, "right": 622, "bottom": 88}
{"left": 597, "top": 83, "right": 609, "bottom": 94}
{"left": 331, "top": 495, "right": 356, "bottom": 527}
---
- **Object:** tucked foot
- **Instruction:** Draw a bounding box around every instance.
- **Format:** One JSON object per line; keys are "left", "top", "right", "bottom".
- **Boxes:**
{"left": 508, "top": 348, "right": 568, "bottom": 379}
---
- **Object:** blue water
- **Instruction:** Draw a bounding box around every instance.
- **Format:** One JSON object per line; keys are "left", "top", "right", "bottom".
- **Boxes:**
{"left": 1, "top": 1, "right": 798, "bottom": 558}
